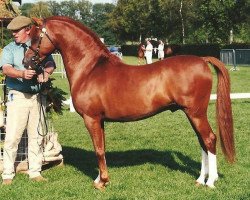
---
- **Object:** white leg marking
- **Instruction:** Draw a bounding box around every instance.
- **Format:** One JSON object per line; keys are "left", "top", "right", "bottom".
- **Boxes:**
{"left": 206, "top": 151, "right": 219, "bottom": 188}
{"left": 196, "top": 149, "right": 208, "bottom": 185}
{"left": 94, "top": 157, "right": 107, "bottom": 183}
{"left": 94, "top": 171, "right": 100, "bottom": 183}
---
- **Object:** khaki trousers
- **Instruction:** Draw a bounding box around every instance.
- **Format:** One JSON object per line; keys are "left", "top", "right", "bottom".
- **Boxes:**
{"left": 2, "top": 90, "right": 46, "bottom": 179}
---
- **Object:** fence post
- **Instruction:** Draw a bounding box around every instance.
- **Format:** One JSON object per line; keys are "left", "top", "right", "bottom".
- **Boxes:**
{"left": 52, "top": 53, "right": 66, "bottom": 78}
{"left": 230, "top": 49, "right": 239, "bottom": 71}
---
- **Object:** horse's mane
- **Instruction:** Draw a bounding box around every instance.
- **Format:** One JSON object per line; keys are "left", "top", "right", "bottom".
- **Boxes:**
{"left": 46, "top": 16, "right": 121, "bottom": 64}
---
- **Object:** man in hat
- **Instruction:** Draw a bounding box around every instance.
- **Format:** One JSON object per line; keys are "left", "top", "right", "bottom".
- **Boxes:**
{"left": 0, "top": 15, "right": 56, "bottom": 185}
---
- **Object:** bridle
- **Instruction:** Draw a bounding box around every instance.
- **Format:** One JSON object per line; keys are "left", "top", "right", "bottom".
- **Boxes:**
{"left": 28, "top": 20, "right": 56, "bottom": 74}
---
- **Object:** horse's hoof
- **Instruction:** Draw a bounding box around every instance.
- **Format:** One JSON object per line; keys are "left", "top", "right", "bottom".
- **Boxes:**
{"left": 195, "top": 180, "right": 206, "bottom": 187}
{"left": 93, "top": 182, "right": 105, "bottom": 190}
{"left": 195, "top": 181, "right": 203, "bottom": 187}
{"left": 93, "top": 181, "right": 109, "bottom": 190}
{"left": 206, "top": 183, "right": 216, "bottom": 189}
{"left": 205, "top": 177, "right": 217, "bottom": 189}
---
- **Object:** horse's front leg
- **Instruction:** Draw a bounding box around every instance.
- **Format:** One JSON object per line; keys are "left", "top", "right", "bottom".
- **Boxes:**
{"left": 83, "top": 114, "right": 109, "bottom": 189}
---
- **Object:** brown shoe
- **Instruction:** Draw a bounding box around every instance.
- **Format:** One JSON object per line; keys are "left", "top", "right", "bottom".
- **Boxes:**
{"left": 30, "top": 175, "right": 48, "bottom": 182}
{"left": 2, "top": 179, "right": 12, "bottom": 185}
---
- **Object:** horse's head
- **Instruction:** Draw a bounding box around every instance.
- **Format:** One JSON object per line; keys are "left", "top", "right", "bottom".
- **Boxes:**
{"left": 164, "top": 44, "right": 181, "bottom": 57}
{"left": 23, "top": 17, "right": 56, "bottom": 72}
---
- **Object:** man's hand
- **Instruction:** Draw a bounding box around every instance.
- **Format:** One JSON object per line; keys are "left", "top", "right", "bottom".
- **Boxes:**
{"left": 37, "top": 71, "right": 49, "bottom": 83}
{"left": 22, "top": 69, "right": 36, "bottom": 79}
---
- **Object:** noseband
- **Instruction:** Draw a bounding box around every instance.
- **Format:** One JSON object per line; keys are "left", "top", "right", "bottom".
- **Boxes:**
{"left": 28, "top": 20, "right": 56, "bottom": 74}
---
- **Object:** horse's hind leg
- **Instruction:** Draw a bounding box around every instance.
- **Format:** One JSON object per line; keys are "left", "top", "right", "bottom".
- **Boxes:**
{"left": 185, "top": 111, "right": 218, "bottom": 188}
{"left": 196, "top": 149, "right": 208, "bottom": 185}
{"left": 83, "top": 114, "right": 109, "bottom": 189}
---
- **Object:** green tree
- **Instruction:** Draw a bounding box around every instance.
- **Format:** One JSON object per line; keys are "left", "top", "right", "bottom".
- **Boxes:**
{"left": 19, "top": 3, "right": 33, "bottom": 17}
{"left": 158, "top": 0, "right": 198, "bottom": 44}
{"left": 197, "top": 0, "right": 248, "bottom": 43}
{"left": 90, "top": 3, "right": 117, "bottom": 44}
{"left": 232, "top": 0, "right": 250, "bottom": 43}
{"left": 48, "top": 0, "right": 117, "bottom": 44}
{"left": 47, "top": 1, "right": 61, "bottom": 16}
{"left": 109, "top": 0, "right": 152, "bottom": 42}
{"left": 48, "top": 0, "right": 92, "bottom": 26}
{"left": 109, "top": 0, "right": 197, "bottom": 44}
{"left": 1, "top": 28, "right": 12, "bottom": 48}
{"left": 17, "top": 0, "right": 250, "bottom": 44}
{"left": 29, "top": 1, "right": 52, "bottom": 18}
{"left": 148, "top": 0, "right": 165, "bottom": 39}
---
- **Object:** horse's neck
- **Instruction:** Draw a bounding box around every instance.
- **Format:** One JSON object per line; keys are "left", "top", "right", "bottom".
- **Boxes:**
{"left": 51, "top": 21, "right": 107, "bottom": 87}
{"left": 60, "top": 49, "right": 99, "bottom": 87}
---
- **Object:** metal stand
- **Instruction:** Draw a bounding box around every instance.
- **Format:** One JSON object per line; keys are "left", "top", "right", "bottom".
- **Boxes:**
{"left": 229, "top": 49, "right": 239, "bottom": 71}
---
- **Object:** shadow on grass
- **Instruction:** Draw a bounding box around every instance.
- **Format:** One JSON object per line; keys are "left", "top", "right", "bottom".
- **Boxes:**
{"left": 62, "top": 146, "right": 200, "bottom": 180}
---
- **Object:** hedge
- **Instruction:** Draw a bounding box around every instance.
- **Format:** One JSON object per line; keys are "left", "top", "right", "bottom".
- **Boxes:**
{"left": 121, "top": 43, "right": 250, "bottom": 58}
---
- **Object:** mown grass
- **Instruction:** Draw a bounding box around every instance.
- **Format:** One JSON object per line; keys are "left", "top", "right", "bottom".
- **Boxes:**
{"left": 1, "top": 56, "right": 249, "bottom": 200}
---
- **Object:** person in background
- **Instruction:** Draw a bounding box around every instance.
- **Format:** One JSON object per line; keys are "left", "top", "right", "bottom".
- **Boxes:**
{"left": 0, "top": 15, "right": 56, "bottom": 185}
{"left": 157, "top": 40, "right": 164, "bottom": 60}
{"left": 143, "top": 40, "right": 153, "bottom": 64}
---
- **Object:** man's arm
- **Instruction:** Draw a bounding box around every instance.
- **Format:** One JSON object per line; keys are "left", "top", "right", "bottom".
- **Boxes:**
{"left": 2, "top": 64, "right": 36, "bottom": 80}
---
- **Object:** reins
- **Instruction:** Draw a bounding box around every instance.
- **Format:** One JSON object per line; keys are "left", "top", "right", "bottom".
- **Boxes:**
{"left": 28, "top": 20, "right": 56, "bottom": 74}
{"left": 37, "top": 92, "right": 48, "bottom": 137}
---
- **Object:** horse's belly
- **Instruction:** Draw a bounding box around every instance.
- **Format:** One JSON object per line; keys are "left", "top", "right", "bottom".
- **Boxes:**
{"left": 104, "top": 96, "right": 172, "bottom": 121}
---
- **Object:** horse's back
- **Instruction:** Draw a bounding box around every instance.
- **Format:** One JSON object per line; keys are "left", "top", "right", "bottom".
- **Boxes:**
{"left": 163, "top": 55, "right": 212, "bottom": 80}
{"left": 106, "top": 55, "right": 213, "bottom": 103}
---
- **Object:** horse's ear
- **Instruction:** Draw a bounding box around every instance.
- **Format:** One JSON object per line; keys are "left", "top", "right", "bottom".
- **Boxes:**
{"left": 31, "top": 17, "right": 43, "bottom": 26}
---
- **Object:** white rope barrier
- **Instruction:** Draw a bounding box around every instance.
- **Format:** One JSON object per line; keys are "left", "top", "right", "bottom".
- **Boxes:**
{"left": 210, "top": 93, "right": 250, "bottom": 100}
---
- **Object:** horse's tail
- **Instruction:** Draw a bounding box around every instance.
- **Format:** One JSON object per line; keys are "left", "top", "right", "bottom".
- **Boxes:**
{"left": 202, "top": 56, "right": 235, "bottom": 163}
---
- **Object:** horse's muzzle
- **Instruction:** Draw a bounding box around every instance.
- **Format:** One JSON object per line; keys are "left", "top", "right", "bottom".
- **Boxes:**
{"left": 23, "top": 49, "right": 37, "bottom": 69}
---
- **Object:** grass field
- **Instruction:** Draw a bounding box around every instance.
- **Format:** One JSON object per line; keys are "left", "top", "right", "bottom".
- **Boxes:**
{"left": 1, "top": 56, "right": 249, "bottom": 200}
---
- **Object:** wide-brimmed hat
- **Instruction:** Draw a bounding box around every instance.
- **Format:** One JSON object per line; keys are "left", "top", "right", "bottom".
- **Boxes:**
{"left": 7, "top": 16, "right": 32, "bottom": 31}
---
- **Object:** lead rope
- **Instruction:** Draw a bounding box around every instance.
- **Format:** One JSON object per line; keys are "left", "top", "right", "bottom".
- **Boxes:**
{"left": 37, "top": 83, "right": 48, "bottom": 137}
{"left": 36, "top": 82, "right": 49, "bottom": 162}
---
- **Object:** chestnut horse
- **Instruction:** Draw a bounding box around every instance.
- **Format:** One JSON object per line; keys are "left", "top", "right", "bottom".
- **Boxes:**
{"left": 24, "top": 16, "right": 235, "bottom": 189}
{"left": 165, "top": 44, "right": 181, "bottom": 57}
{"left": 137, "top": 43, "right": 145, "bottom": 65}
